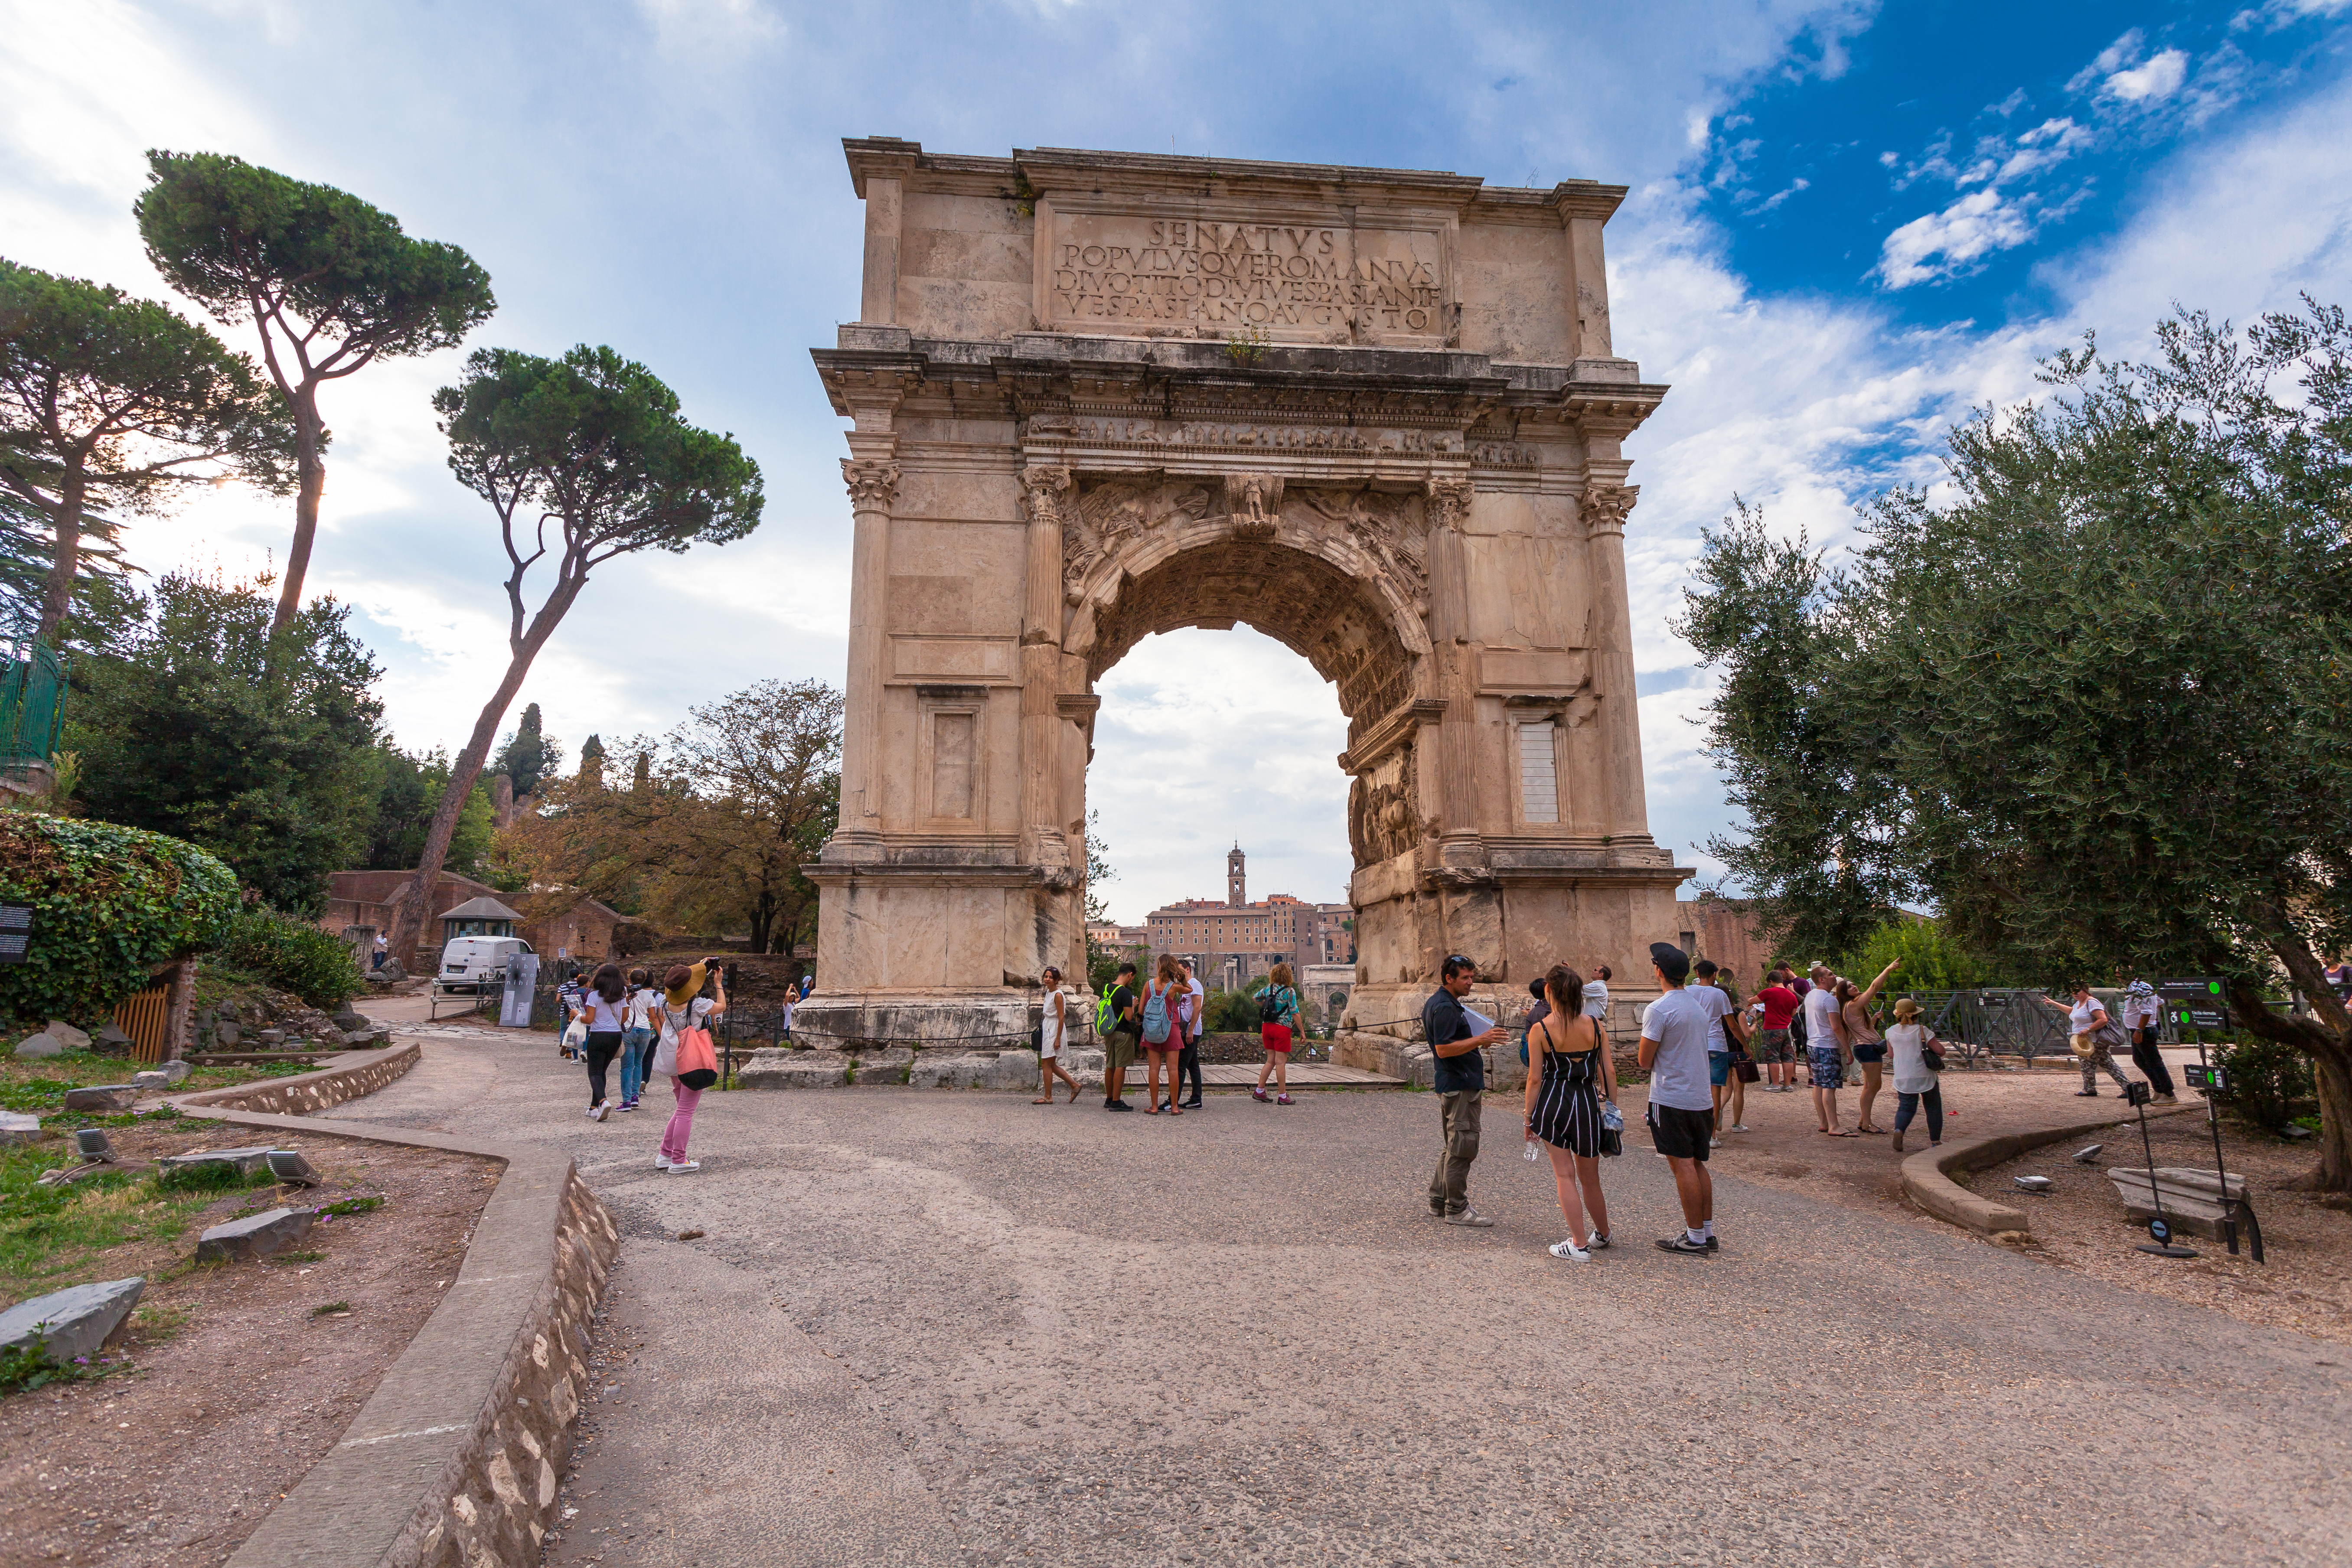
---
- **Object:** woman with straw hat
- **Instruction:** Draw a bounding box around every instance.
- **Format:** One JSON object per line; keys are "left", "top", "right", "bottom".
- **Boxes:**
{"left": 1884, "top": 996, "right": 1946, "bottom": 1153}
{"left": 649, "top": 958, "right": 728, "bottom": 1173}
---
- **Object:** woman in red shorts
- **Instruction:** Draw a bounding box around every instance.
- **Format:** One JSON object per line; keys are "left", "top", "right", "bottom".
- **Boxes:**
{"left": 1253, "top": 962, "right": 1303, "bottom": 1105}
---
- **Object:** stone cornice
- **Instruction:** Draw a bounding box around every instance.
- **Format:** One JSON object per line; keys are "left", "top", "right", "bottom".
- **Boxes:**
{"left": 812, "top": 341, "right": 1667, "bottom": 437}
{"left": 846, "top": 139, "right": 1632, "bottom": 228}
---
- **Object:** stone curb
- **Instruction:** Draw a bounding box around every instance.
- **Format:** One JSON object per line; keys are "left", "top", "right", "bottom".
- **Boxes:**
{"left": 1901, "top": 1101, "right": 2197, "bottom": 1238}
{"left": 173, "top": 1042, "right": 421, "bottom": 1115}
{"left": 171, "top": 1095, "right": 619, "bottom": 1565}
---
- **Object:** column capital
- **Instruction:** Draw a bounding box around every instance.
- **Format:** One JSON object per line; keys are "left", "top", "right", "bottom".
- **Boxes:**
{"left": 841, "top": 458, "right": 902, "bottom": 512}
{"left": 1425, "top": 476, "right": 1475, "bottom": 531}
{"left": 1018, "top": 463, "right": 1073, "bottom": 523}
{"left": 1582, "top": 483, "right": 1637, "bottom": 539}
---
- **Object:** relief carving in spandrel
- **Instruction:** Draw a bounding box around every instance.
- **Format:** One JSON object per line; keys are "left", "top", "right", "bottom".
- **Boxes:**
{"left": 1288, "top": 486, "right": 1429, "bottom": 618}
{"left": 1062, "top": 477, "right": 1217, "bottom": 597}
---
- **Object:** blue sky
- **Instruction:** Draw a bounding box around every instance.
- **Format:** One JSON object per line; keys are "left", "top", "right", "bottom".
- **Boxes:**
{"left": 3, "top": 0, "right": 2348, "bottom": 923}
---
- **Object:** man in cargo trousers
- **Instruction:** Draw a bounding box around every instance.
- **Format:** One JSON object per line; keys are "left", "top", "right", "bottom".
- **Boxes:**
{"left": 1422, "top": 954, "right": 1506, "bottom": 1226}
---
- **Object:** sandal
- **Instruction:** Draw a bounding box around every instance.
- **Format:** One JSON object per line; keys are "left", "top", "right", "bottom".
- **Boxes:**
{"left": 1168, "top": 1105, "right": 1182, "bottom": 1116}
{"left": 1032, "top": 1096, "right": 1053, "bottom": 1105}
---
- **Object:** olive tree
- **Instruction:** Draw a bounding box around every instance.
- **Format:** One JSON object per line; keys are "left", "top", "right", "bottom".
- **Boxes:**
{"left": 0, "top": 258, "right": 292, "bottom": 644}
{"left": 136, "top": 151, "right": 494, "bottom": 635}
{"left": 1678, "top": 301, "right": 2352, "bottom": 1190}
{"left": 384, "top": 344, "right": 763, "bottom": 964}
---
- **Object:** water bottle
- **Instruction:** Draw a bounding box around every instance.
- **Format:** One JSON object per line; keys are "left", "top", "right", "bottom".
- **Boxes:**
{"left": 1602, "top": 1100, "right": 1624, "bottom": 1133}
{"left": 1522, "top": 1138, "right": 1541, "bottom": 1163}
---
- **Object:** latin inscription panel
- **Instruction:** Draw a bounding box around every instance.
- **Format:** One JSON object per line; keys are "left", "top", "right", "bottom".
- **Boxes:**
{"left": 1044, "top": 209, "right": 1447, "bottom": 340}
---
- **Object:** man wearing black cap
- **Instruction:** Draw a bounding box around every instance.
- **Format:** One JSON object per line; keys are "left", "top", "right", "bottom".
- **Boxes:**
{"left": 1640, "top": 941, "right": 1719, "bottom": 1255}
{"left": 1423, "top": 954, "right": 1507, "bottom": 1226}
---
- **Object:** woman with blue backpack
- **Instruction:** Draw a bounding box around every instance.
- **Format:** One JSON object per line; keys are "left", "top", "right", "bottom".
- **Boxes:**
{"left": 1252, "top": 962, "right": 1302, "bottom": 1104}
{"left": 1140, "top": 955, "right": 1186, "bottom": 1116}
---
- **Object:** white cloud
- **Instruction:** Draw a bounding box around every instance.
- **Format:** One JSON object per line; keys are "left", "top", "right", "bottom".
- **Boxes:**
{"left": 1874, "top": 188, "right": 2040, "bottom": 287}
{"left": 2069, "top": 28, "right": 2147, "bottom": 93}
{"left": 2104, "top": 47, "right": 2189, "bottom": 104}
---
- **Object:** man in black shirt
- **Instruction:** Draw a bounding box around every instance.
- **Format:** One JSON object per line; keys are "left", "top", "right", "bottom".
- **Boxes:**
{"left": 1424, "top": 954, "right": 1506, "bottom": 1226}
{"left": 1103, "top": 961, "right": 1140, "bottom": 1112}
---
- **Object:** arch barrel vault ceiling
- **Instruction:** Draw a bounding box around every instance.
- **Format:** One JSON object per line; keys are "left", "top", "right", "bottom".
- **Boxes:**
{"left": 799, "top": 139, "right": 1690, "bottom": 1048}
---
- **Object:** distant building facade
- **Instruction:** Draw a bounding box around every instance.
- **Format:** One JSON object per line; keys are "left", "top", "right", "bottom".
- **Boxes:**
{"left": 1142, "top": 847, "right": 1352, "bottom": 990}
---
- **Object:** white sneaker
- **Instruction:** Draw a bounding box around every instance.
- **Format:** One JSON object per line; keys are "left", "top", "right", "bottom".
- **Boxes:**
{"left": 1730, "top": 1123, "right": 1749, "bottom": 1133}
{"left": 1547, "top": 1238, "right": 1591, "bottom": 1262}
{"left": 666, "top": 1159, "right": 702, "bottom": 1174}
{"left": 590, "top": 1102, "right": 610, "bottom": 1122}
{"left": 585, "top": 1105, "right": 600, "bottom": 1119}
{"left": 654, "top": 1155, "right": 674, "bottom": 1170}
{"left": 1709, "top": 1135, "right": 1721, "bottom": 1147}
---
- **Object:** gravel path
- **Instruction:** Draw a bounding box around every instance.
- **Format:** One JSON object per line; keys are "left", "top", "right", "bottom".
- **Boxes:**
{"left": 324, "top": 1038, "right": 2352, "bottom": 1566}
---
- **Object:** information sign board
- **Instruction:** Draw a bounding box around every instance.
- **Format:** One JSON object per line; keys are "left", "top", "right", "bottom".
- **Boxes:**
{"left": 0, "top": 904, "right": 28, "bottom": 965}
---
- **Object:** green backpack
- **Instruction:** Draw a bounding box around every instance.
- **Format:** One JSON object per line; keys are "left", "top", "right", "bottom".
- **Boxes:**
{"left": 1094, "top": 991, "right": 1117, "bottom": 1035}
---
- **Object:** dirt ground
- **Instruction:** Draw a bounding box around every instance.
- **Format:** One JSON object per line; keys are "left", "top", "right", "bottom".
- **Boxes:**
{"left": 0, "top": 1124, "right": 498, "bottom": 1568}
{"left": 1978, "top": 1110, "right": 2352, "bottom": 1346}
{"left": 1700, "top": 1061, "right": 2352, "bottom": 1344}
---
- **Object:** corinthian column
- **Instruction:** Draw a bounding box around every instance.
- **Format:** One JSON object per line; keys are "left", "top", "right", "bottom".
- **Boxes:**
{"left": 1018, "top": 465, "right": 1074, "bottom": 878}
{"left": 1425, "top": 476, "right": 1481, "bottom": 851}
{"left": 1580, "top": 482, "right": 1653, "bottom": 844}
{"left": 835, "top": 456, "right": 900, "bottom": 855}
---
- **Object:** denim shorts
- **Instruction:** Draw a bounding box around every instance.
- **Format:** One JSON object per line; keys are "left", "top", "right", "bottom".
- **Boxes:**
{"left": 1708, "top": 1050, "right": 1732, "bottom": 1086}
{"left": 1809, "top": 1044, "right": 1845, "bottom": 1089}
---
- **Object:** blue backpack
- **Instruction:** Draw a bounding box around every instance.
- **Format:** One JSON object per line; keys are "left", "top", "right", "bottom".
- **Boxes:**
{"left": 1141, "top": 984, "right": 1173, "bottom": 1045}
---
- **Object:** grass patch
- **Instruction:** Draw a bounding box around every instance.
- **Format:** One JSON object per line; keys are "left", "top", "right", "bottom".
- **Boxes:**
{"left": 0, "top": 1340, "right": 123, "bottom": 1397}
{"left": 308, "top": 1301, "right": 351, "bottom": 1318}
{"left": 317, "top": 1196, "right": 382, "bottom": 1217}
{"left": 132, "top": 1301, "right": 191, "bottom": 1340}
{"left": 0, "top": 1141, "right": 224, "bottom": 1304}
{"left": 269, "top": 1250, "right": 324, "bottom": 1265}
{"left": 153, "top": 1161, "right": 277, "bottom": 1194}
{"left": 1, "top": 1048, "right": 317, "bottom": 1129}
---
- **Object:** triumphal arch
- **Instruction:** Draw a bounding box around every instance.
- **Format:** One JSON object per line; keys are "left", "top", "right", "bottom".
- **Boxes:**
{"left": 800, "top": 139, "right": 1687, "bottom": 1049}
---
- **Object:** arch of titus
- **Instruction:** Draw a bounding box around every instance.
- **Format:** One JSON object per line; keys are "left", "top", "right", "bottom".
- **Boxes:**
{"left": 800, "top": 139, "right": 1688, "bottom": 1049}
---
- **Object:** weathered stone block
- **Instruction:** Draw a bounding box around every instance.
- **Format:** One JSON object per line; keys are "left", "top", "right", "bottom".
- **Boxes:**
{"left": 157, "top": 1060, "right": 191, "bottom": 1085}
{"left": 42, "top": 1020, "right": 90, "bottom": 1051}
{"left": 267, "top": 1150, "right": 324, "bottom": 1187}
{"left": 13, "top": 1032, "right": 63, "bottom": 1060}
{"left": 844, "top": 1048, "right": 913, "bottom": 1085}
{"left": 258, "top": 1028, "right": 285, "bottom": 1046}
{"left": 62, "top": 1085, "right": 135, "bottom": 1112}
{"left": 734, "top": 1050, "right": 850, "bottom": 1089}
{"left": 0, "top": 1110, "right": 46, "bottom": 1146}
{"left": 157, "top": 1145, "right": 277, "bottom": 1177}
{"left": 0, "top": 1276, "right": 144, "bottom": 1361}
{"left": 196, "top": 1206, "right": 315, "bottom": 1261}
{"left": 89, "top": 1024, "right": 136, "bottom": 1057}
{"left": 130, "top": 1070, "right": 171, "bottom": 1092}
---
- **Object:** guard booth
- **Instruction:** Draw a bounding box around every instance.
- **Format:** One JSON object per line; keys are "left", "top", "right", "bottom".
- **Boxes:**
{"left": 439, "top": 896, "right": 522, "bottom": 945}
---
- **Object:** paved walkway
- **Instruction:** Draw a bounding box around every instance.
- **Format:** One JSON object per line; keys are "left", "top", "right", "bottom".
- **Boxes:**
{"left": 325, "top": 1037, "right": 2352, "bottom": 1566}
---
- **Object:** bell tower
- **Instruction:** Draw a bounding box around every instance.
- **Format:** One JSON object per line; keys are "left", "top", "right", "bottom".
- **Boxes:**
{"left": 1227, "top": 844, "right": 1246, "bottom": 908}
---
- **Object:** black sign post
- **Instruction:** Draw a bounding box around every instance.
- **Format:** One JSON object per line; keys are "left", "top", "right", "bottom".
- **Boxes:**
{"left": 2155, "top": 976, "right": 2263, "bottom": 1263}
{"left": 0, "top": 904, "right": 29, "bottom": 965}
{"left": 2129, "top": 1080, "right": 2198, "bottom": 1258}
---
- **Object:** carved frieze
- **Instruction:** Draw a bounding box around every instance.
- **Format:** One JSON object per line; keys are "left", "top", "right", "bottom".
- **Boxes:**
{"left": 840, "top": 459, "right": 901, "bottom": 511}
{"left": 1348, "top": 737, "right": 1424, "bottom": 867}
{"left": 1223, "top": 474, "right": 1283, "bottom": 539}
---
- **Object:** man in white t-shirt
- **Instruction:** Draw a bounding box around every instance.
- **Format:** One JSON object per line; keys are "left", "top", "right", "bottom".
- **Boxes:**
{"left": 1177, "top": 960, "right": 1207, "bottom": 1110}
{"left": 1640, "top": 942, "right": 1720, "bottom": 1256}
{"left": 1804, "top": 964, "right": 1848, "bottom": 1134}
{"left": 1582, "top": 964, "right": 1611, "bottom": 1021}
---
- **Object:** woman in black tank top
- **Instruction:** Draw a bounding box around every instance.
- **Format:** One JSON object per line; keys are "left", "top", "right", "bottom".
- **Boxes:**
{"left": 1523, "top": 963, "right": 1618, "bottom": 1260}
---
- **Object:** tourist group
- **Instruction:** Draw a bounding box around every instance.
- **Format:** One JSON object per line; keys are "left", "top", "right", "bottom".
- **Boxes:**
{"left": 1419, "top": 940, "right": 2181, "bottom": 1265}
{"left": 1035, "top": 954, "right": 1307, "bottom": 1113}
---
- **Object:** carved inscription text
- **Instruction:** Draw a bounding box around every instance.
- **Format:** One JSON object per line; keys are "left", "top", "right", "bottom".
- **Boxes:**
{"left": 1047, "top": 214, "right": 1446, "bottom": 335}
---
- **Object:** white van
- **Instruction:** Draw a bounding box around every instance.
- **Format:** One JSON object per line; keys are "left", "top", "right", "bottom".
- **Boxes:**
{"left": 436, "top": 936, "right": 534, "bottom": 993}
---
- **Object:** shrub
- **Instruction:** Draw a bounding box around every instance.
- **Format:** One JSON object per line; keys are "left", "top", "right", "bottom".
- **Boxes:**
{"left": 218, "top": 906, "right": 362, "bottom": 1009}
{"left": 0, "top": 815, "right": 238, "bottom": 1030}
{"left": 2211, "top": 1036, "right": 2316, "bottom": 1134}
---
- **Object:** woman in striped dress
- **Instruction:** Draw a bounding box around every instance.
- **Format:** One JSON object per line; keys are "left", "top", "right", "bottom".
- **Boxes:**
{"left": 1523, "top": 963, "right": 1616, "bottom": 1262}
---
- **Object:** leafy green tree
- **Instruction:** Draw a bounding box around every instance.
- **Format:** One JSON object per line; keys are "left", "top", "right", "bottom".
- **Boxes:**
{"left": 136, "top": 151, "right": 495, "bottom": 635}
{"left": 385, "top": 344, "right": 763, "bottom": 962}
{"left": 67, "top": 568, "right": 383, "bottom": 913}
{"left": 0, "top": 257, "right": 294, "bottom": 645}
{"left": 1677, "top": 301, "right": 2352, "bottom": 1190}
{"left": 490, "top": 701, "right": 561, "bottom": 798}
{"left": 1830, "top": 916, "right": 2000, "bottom": 995}
{"left": 365, "top": 743, "right": 494, "bottom": 879}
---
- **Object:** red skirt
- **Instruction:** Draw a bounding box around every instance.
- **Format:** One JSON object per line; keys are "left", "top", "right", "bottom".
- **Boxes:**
{"left": 1261, "top": 1023, "right": 1293, "bottom": 1054}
